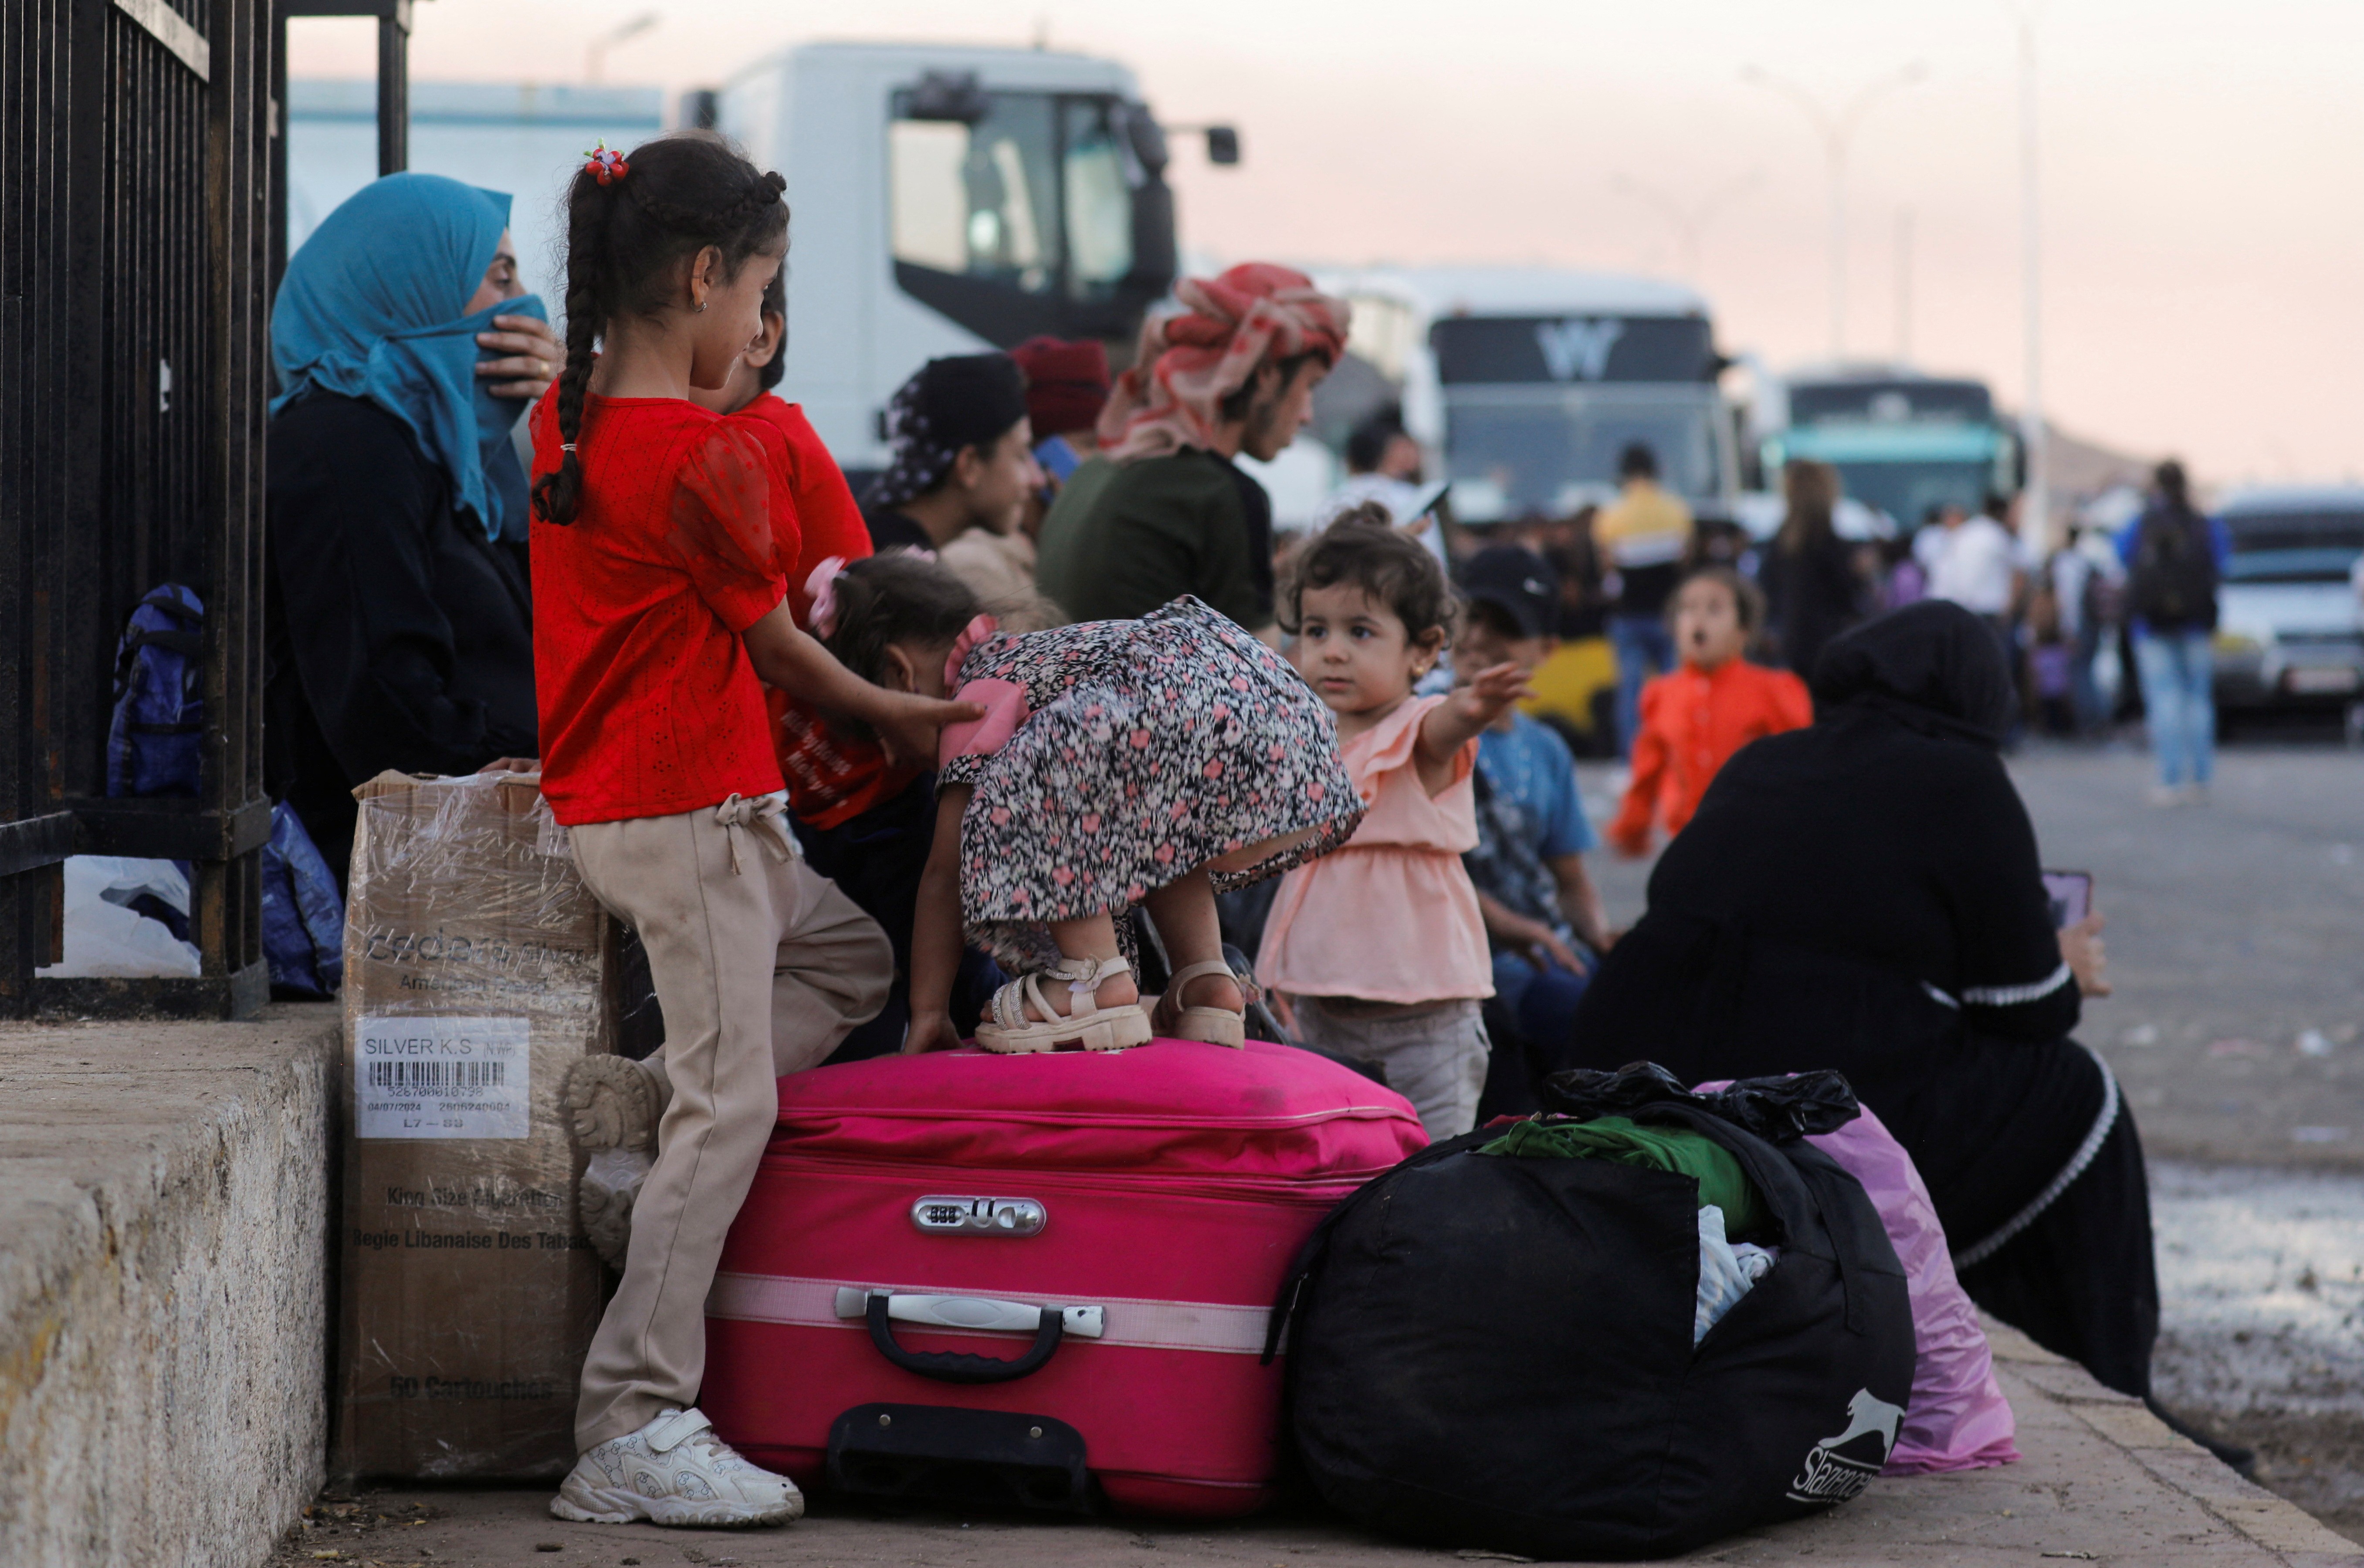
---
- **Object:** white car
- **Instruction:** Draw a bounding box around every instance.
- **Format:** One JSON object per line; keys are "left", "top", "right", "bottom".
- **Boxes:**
{"left": 2209, "top": 485, "right": 2364, "bottom": 710}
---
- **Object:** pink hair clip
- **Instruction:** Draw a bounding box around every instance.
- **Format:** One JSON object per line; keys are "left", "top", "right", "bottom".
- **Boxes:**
{"left": 942, "top": 612, "right": 1000, "bottom": 692}
{"left": 803, "top": 556, "right": 847, "bottom": 640}
{"left": 583, "top": 141, "right": 630, "bottom": 186}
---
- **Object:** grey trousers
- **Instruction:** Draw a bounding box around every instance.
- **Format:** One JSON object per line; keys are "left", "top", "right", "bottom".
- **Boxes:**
{"left": 1291, "top": 997, "right": 1490, "bottom": 1141}
{"left": 567, "top": 795, "right": 890, "bottom": 1449}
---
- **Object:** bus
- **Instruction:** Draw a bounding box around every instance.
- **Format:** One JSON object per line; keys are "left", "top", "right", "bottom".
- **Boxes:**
{"left": 1319, "top": 267, "right": 1741, "bottom": 527}
{"left": 1756, "top": 367, "right": 2020, "bottom": 530}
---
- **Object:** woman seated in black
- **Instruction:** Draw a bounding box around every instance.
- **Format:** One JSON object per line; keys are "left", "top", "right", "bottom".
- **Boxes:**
{"left": 265, "top": 173, "right": 561, "bottom": 884}
{"left": 1563, "top": 600, "right": 2238, "bottom": 1463}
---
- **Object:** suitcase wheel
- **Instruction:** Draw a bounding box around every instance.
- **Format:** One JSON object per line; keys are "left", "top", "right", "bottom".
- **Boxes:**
{"left": 827, "top": 1403, "right": 1093, "bottom": 1514}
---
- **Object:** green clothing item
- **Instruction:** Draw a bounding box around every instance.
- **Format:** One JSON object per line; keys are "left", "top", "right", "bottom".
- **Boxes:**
{"left": 1034, "top": 450, "right": 1272, "bottom": 632}
{"left": 1480, "top": 1115, "right": 1765, "bottom": 1236}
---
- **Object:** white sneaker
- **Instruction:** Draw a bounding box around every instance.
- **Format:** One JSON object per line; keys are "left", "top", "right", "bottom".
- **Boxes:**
{"left": 550, "top": 1407, "right": 802, "bottom": 1527}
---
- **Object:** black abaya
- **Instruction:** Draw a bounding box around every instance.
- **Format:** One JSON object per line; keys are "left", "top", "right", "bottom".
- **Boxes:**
{"left": 1565, "top": 600, "right": 2155, "bottom": 1395}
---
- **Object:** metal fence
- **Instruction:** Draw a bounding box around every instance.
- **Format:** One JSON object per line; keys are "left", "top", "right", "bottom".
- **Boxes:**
{"left": 0, "top": 0, "right": 274, "bottom": 1018}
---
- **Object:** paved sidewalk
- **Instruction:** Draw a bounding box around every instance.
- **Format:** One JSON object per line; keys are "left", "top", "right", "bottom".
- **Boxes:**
{"left": 267, "top": 1324, "right": 2360, "bottom": 1568}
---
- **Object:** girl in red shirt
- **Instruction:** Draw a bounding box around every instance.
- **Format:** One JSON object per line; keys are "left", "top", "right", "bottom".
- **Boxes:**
{"left": 687, "top": 270, "right": 1002, "bottom": 1057}
{"left": 1609, "top": 566, "right": 1812, "bottom": 856}
{"left": 526, "top": 134, "right": 977, "bottom": 1531}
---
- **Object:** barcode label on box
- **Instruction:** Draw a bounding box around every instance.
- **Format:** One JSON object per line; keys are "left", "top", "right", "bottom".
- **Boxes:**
{"left": 356, "top": 1016, "right": 530, "bottom": 1139}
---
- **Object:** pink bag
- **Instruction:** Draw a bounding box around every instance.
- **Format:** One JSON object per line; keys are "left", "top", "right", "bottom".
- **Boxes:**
{"left": 1807, "top": 1105, "right": 2018, "bottom": 1473}
{"left": 1695, "top": 1083, "right": 2017, "bottom": 1473}
{"left": 704, "top": 1038, "right": 1427, "bottom": 1516}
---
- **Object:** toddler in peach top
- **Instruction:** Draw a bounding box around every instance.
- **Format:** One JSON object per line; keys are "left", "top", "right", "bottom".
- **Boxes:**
{"left": 1259, "top": 511, "right": 1533, "bottom": 1139}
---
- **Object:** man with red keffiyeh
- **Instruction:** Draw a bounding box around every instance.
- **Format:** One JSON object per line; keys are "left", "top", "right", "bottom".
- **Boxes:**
{"left": 1035, "top": 263, "right": 1348, "bottom": 643}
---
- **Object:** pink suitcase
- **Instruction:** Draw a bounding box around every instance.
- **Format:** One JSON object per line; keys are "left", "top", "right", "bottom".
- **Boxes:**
{"left": 703, "top": 1037, "right": 1426, "bottom": 1517}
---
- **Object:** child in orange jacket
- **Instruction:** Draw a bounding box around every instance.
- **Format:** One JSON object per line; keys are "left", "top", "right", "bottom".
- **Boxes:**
{"left": 1608, "top": 566, "right": 1811, "bottom": 856}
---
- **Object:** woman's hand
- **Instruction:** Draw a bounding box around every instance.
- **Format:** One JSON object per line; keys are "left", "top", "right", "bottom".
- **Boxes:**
{"left": 2059, "top": 911, "right": 2112, "bottom": 997}
{"left": 476, "top": 755, "right": 539, "bottom": 776}
{"left": 476, "top": 315, "right": 565, "bottom": 401}
{"left": 902, "top": 1009, "right": 964, "bottom": 1054}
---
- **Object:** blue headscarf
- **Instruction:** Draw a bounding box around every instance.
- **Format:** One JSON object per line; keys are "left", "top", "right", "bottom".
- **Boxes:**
{"left": 271, "top": 172, "right": 548, "bottom": 541}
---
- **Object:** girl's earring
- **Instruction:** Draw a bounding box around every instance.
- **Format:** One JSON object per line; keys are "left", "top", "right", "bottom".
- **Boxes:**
{"left": 694, "top": 298, "right": 708, "bottom": 313}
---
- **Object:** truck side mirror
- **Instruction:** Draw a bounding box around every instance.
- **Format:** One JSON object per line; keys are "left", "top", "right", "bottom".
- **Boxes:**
{"left": 906, "top": 71, "right": 990, "bottom": 124}
{"left": 1204, "top": 125, "right": 1241, "bottom": 166}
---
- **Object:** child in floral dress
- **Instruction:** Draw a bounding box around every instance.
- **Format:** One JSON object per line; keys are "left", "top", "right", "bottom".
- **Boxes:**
{"left": 817, "top": 552, "right": 1364, "bottom": 1052}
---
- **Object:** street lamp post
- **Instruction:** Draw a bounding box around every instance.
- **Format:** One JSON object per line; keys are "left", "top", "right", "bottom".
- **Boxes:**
{"left": 585, "top": 12, "right": 659, "bottom": 84}
{"left": 2014, "top": 7, "right": 2051, "bottom": 552}
{"left": 1611, "top": 170, "right": 1765, "bottom": 284}
{"left": 1741, "top": 62, "right": 1927, "bottom": 361}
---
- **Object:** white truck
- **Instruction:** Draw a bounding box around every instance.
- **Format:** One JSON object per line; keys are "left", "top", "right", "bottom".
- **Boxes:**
{"left": 716, "top": 42, "right": 1225, "bottom": 483}
{"left": 1314, "top": 267, "right": 1742, "bottom": 527}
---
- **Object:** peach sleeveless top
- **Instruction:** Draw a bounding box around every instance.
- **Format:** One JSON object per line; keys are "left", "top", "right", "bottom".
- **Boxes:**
{"left": 1255, "top": 694, "right": 1494, "bottom": 1005}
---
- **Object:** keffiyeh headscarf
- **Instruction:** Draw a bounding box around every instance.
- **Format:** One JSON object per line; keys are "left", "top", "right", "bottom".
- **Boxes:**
{"left": 1096, "top": 263, "right": 1350, "bottom": 464}
{"left": 862, "top": 352, "right": 1029, "bottom": 511}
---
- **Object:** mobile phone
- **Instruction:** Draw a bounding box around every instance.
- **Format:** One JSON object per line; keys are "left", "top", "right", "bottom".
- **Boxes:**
{"left": 2042, "top": 870, "right": 2093, "bottom": 930}
{"left": 1402, "top": 479, "right": 1452, "bottom": 525}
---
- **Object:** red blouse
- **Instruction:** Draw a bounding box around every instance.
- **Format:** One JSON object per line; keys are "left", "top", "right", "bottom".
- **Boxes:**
{"left": 529, "top": 391, "right": 794, "bottom": 826}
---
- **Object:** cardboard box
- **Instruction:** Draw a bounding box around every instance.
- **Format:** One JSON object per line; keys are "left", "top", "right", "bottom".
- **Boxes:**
{"left": 332, "top": 771, "right": 613, "bottom": 1480}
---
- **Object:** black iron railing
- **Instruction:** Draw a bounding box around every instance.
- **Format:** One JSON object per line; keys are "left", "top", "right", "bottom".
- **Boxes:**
{"left": 0, "top": 0, "right": 274, "bottom": 1017}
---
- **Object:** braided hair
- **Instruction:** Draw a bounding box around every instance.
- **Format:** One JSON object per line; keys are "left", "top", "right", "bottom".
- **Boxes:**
{"left": 533, "top": 132, "right": 790, "bottom": 525}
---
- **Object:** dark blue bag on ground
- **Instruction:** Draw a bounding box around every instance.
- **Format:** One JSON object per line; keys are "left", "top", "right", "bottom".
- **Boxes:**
{"left": 105, "top": 583, "right": 347, "bottom": 993}
{"left": 107, "top": 584, "right": 206, "bottom": 798}
{"left": 261, "top": 803, "right": 345, "bottom": 997}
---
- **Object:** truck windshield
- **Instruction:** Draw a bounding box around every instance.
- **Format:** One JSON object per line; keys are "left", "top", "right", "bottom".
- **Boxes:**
{"left": 889, "top": 91, "right": 1137, "bottom": 302}
{"left": 1444, "top": 398, "right": 1718, "bottom": 517}
{"left": 2224, "top": 510, "right": 2364, "bottom": 584}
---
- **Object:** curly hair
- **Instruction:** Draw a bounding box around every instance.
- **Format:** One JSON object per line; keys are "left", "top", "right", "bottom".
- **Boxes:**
{"left": 1278, "top": 504, "right": 1458, "bottom": 647}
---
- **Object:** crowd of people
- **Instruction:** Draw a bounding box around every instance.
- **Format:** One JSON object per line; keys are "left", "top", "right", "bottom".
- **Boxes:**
{"left": 258, "top": 133, "right": 2239, "bottom": 1534}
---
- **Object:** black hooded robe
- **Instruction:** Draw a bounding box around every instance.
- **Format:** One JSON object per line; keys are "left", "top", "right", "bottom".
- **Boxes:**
{"left": 1564, "top": 600, "right": 2158, "bottom": 1397}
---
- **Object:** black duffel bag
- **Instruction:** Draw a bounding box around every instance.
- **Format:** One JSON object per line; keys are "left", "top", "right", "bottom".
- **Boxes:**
{"left": 1270, "top": 1064, "right": 1916, "bottom": 1561}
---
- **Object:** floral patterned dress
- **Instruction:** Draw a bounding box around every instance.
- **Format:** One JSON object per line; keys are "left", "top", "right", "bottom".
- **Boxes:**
{"left": 938, "top": 596, "right": 1362, "bottom": 975}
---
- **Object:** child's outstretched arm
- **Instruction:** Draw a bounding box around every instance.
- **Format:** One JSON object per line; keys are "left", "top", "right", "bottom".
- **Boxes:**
{"left": 903, "top": 784, "right": 973, "bottom": 1054}
{"left": 742, "top": 600, "right": 983, "bottom": 767}
{"left": 1414, "top": 662, "right": 1534, "bottom": 794}
{"left": 1607, "top": 685, "right": 1669, "bottom": 857}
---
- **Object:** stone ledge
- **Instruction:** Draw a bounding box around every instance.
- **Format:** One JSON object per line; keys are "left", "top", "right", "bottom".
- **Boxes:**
{"left": 0, "top": 1004, "right": 341, "bottom": 1568}
{"left": 1992, "top": 1314, "right": 2364, "bottom": 1563}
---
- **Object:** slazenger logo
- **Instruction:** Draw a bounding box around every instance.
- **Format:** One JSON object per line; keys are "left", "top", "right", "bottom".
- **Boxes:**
{"left": 1786, "top": 1389, "right": 1905, "bottom": 1504}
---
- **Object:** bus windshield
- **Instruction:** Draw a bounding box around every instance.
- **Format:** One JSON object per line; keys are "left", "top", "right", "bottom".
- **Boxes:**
{"left": 1444, "top": 398, "right": 1719, "bottom": 518}
{"left": 1830, "top": 461, "right": 1996, "bottom": 528}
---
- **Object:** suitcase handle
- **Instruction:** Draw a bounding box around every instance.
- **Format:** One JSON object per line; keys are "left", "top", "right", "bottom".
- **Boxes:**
{"left": 858, "top": 1290, "right": 1075, "bottom": 1385}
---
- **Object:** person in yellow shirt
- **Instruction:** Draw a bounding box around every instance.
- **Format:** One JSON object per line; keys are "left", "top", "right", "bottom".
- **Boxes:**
{"left": 1591, "top": 442, "right": 1695, "bottom": 758}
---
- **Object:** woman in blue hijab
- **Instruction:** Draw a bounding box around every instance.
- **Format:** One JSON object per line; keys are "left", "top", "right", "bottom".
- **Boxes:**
{"left": 266, "top": 173, "right": 563, "bottom": 885}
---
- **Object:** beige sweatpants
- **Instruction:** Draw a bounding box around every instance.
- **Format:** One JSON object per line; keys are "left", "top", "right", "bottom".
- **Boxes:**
{"left": 568, "top": 793, "right": 891, "bottom": 1450}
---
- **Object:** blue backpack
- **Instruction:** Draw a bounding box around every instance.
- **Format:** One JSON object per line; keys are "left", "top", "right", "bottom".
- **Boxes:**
{"left": 105, "top": 583, "right": 346, "bottom": 995}
{"left": 106, "top": 584, "right": 206, "bottom": 798}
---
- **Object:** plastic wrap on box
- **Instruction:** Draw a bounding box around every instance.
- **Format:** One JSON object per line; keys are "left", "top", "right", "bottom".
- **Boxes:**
{"left": 332, "top": 770, "right": 614, "bottom": 1480}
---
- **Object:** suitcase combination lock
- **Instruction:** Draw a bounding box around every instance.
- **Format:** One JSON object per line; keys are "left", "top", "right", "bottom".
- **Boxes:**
{"left": 911, "top": 1195, "right": 1047, "bottom": 1238}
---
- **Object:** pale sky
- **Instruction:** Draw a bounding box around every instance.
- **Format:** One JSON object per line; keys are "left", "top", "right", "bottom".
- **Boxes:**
{"left": 293, "top": 0, "right": 2364, "bottom": 486}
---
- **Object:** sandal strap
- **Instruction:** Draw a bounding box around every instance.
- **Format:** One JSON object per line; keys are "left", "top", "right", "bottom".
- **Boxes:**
{"left": 992, "top": 957, "right": 1131, "bottom": 1028}
{"left": 1062, "top": 954, "right": 1133, "bottom": 998}
{"left": 1165, "top": 958, "right": 1258, "bottom": 1008}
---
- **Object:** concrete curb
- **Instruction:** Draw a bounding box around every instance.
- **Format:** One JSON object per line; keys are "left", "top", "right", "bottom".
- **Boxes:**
{"left": 1981, "top": 1315, "right": 2364, "bottom": 1565}
{"left": 0, "top": 1005, "right": 342, "bottom": 1568}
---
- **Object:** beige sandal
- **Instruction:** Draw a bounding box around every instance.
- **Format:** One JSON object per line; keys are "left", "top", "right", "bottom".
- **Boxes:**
{"left": 1148, "top": 959, "right": 1252, "bottom": 1048}
{"left": 975, "top": 955, "right": 1152, "bottom": 1054}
